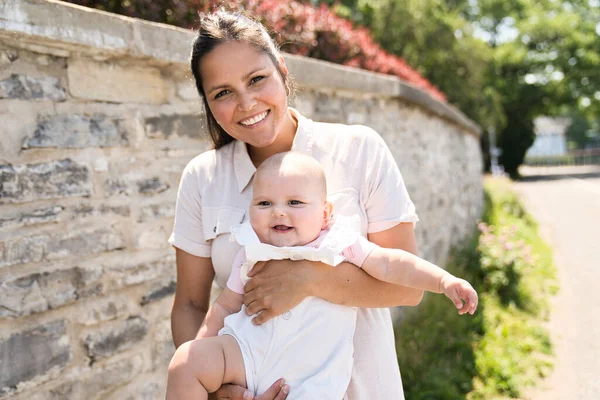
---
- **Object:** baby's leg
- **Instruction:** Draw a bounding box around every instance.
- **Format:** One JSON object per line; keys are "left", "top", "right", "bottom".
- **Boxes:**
{"left": 166, "top": 335, "right": 246, "bottom": 400}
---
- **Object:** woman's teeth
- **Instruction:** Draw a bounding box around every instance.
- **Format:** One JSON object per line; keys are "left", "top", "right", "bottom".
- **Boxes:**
{"left": 240, "top": 111, "right": 268, "bottom": 126}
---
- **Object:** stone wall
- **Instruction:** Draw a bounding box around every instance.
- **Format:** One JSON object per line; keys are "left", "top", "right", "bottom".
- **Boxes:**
{"left": 0, "top": 0, "right": 483, "bottom": 398}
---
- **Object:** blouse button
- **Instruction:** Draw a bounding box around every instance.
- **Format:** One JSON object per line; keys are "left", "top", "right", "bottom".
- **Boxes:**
{"left": 282, "top": 311, "right": 292, "bottom": 320}
{"left": 213, "top": 226, "right": 217, "bottom": 233}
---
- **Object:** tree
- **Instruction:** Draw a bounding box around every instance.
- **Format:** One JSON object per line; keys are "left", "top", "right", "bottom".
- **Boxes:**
{"left": 322, "top": 0, "right": 600, "bottom": 176}
{"left": 565, "top": 111, "right": 592, "bottom": 149}
{"left": 472, "top": 0, "right": 600, "bottom": 175}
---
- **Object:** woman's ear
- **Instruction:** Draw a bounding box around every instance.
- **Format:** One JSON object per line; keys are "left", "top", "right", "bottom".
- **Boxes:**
{"left": 279, "top": 55, "right": 289, "bottom": 76}
{"left": 321, "top": 201, "right": 333, "bottom": 229}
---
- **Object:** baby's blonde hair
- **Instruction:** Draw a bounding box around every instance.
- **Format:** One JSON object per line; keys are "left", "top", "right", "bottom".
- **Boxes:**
{"left": 255, "top": 152, "right": 327, "bottom": 200}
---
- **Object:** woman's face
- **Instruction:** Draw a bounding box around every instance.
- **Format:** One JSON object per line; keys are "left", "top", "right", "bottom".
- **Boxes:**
{"left": 199, "top": 41, "right": 291, "bottom": 150}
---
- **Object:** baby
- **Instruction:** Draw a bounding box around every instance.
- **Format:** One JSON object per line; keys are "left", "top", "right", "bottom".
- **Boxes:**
{"left": 166, "top": 152, "right": 478, "bottom": 400}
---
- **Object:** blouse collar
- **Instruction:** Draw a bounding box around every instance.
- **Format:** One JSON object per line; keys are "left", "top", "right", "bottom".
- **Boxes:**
{"left": 233, "top": 108, "right": 314, "bottom": 193}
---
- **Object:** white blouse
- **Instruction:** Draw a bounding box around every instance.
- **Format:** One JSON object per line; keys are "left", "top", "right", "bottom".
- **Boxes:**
{"left": 169, "top": 108, "right": 418, "bottom": 399}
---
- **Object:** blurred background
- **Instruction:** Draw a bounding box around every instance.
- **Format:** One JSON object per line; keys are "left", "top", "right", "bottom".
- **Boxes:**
{"left": 65, "top": 0, "right": 600, "bottom": 175}
{"left": 1, "top": 1, "right": 598, "bottom": 399}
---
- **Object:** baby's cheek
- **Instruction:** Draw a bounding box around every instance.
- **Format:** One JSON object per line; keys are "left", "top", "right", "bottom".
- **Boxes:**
{"left": 249, "top": 217, "right": 269, "bottom": 242}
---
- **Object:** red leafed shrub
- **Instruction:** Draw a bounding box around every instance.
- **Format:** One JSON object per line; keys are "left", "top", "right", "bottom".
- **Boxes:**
{"left": 199, "top": 0, "right": 446, "bottom": 101}
{"left": 67, "top": 0, "right": 445, "bottom": 101}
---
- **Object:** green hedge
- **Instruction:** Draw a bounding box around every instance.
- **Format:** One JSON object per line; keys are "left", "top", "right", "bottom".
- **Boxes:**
{"left": 396, "top": 177, "right": 557, "bottom": 399}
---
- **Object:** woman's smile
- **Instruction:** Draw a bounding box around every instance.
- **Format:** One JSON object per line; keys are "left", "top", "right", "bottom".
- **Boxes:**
{"left": 239, "top": 110, "right": 270, "bottom": 127}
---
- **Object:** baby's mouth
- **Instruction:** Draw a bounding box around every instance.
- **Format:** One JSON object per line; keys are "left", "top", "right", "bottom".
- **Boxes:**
{"left": 272, "top": 225, "right": 294, "bottom": 232}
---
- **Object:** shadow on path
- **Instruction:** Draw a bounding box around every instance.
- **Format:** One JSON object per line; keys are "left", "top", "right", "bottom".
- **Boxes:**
{"left": 518, "top": 171, "right": 600, "bottom": 182}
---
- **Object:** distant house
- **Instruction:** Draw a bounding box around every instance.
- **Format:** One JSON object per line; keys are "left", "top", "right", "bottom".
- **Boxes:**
{"left": 526, "top": 116, "right": 570, "bottom": 158}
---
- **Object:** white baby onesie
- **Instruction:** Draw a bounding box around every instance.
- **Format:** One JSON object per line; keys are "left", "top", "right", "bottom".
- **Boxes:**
{"left": 219, "top": 216, "right": 376, "bottom": 400}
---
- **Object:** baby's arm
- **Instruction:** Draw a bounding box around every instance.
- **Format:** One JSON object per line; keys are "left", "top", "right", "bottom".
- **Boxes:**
{"left": 360, "top": 245, "right": 478, "bottom": 315}
{"left": 195, "top": 288, "right": 243, "bottom": 339}
{"left": 195, "top": 248, "right": 247, "bottom": 339}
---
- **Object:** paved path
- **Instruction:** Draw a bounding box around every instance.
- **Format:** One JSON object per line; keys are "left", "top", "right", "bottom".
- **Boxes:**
{"left": 512, "top": 165, "right": 600, "bottom": 400}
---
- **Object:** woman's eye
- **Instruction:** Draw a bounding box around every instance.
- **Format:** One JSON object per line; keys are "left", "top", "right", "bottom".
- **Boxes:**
{"left": 250, "top": 75, "right": 265, "bottom": 84}
{"left": 214, "top": 90, "right": 230, "bottom": 99}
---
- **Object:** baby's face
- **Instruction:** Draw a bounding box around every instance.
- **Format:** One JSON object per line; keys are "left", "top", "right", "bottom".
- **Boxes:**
{"left": 250, "top": 169, "right": 329, "bottom": 247}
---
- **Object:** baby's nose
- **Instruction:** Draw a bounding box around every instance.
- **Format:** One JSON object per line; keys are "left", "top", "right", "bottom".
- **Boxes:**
{"left": 272, "top": 207, "right": 285, "bottom": 216}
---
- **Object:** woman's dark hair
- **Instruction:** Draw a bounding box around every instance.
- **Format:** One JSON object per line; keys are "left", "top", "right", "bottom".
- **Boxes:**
{"left": 191, "top": 9, "right": 295, "bottom": 149}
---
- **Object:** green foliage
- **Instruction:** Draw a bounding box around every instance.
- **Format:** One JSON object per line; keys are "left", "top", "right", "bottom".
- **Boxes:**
{"left": 396, "top": 177, "right": 557, "bottom": 399}
{"left": 565, "top": 110, "right": 593, "bottom": 149}
{"left": 318, "top": 0, "right": 600, "bottom": 175}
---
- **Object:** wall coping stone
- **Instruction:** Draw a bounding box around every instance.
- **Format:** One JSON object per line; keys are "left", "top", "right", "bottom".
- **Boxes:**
{"left": 0, "top": 0, "right": 481, "bottom": 136}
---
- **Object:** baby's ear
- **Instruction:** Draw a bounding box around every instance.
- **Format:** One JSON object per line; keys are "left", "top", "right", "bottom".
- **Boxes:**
{"left": 322, "top": 201, "right": 333, "bottom": 229}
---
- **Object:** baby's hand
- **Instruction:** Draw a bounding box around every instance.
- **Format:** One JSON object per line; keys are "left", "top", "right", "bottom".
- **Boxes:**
{"left": 440, "top": 275, "right": 478, "bottom": 315}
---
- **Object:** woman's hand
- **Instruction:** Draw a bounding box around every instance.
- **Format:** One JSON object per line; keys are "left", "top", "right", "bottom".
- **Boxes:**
{"left": 214, "top": 380, "right": 289, "bottom": 399}
{"left": 243, "top": 259, "right": 316, "bottom": 325}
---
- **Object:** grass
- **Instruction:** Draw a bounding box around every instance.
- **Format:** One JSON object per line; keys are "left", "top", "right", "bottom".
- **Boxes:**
{"left": 395, "top": 176, "right": 557, "bottom": 400}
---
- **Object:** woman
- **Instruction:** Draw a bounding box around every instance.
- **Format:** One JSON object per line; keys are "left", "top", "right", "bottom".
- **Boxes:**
{"left": 169, "top": 9, "right": 423, "bottom": 400}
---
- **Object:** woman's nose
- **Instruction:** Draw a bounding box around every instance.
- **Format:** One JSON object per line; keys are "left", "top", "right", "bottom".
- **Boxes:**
{"left": 237, "top": 92, "right": 257, "bottom": 112}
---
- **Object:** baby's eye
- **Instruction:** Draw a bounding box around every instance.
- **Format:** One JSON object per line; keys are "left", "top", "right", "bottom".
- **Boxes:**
{"left": 257, "top": 201, "right": 271, "bottom": 206}
{"left": 289, "top": 200, "right": 303, "bottom": 205}
{"left": 250, "top": 75, "right": 265, "bottom": 84}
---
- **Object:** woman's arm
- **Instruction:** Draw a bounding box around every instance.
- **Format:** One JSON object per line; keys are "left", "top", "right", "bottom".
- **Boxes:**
{"left": 171, "top": 248, "right": 215, "bottom": 348}
{"left": 244, "top": 223, "right": 424, "bottom": 325}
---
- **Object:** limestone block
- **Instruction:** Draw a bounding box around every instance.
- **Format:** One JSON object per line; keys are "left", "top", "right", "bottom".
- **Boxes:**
{"left": 103, "top": 379, "right": 162, "bottom": 400}
{"left": 0, "top": 74, "right": 66, "bottom": 101}
{"left": 0, "top": 159, "right": 92, "bottom": 204}
{"left": 290, "top": 93, "right": 314, "bottom": 117}
{"left": 0, "top": 49, "right": 19, "bottom": 66}
{"left": 138, "top": 202, "right": 174, "bottom": 222}
{"left": 0, "top": 205, "right": 64, "bottom": 229}
{"left": 83, "top": 316, "right": 148, "bottom": 361}
{"left": 0, "top": 279, "right": 46, "bottom": 318}
{"left": 176, "top": 79, "right": 198, "bottom": 101}
{"left": 0, "top": 234, "right": 48, "bottom": 269}
{"left": 313, "top": 92, "right": 344, "bottom": 123}
{"left": 105, "top": 257, "right": 173, "bottom": 289}
{"left": 144, "top": 114, "right": 204, "bottom": 139}
{"left": 76, "top": 298, "right": 129, "bottom": 326}
{"left": 104, "top": 176, "right": 169, "bottom": 197}
{"left": 0, "top": 226, "right": 121, "bottom": 268}
{"left": 140, "top": 280, "right": 175, "bottom": 306}
{"left": 137, "top": 177, "right": 169, "bottom": 195}
{"left": 23, "top": 114, "right": 127, "bottom": 148}
{"left": 68, "top": 58, "right": 167, "bottom": 104}
{"left": 45, "top": 227, "right": 124, "bottom": 261}
{"left": 104, "top": 178, "right": 131, "bottom": 197}
{"left": 134, "top": 226, "right": 169, "bottom": 250}
{"left": 0, "top": 266, "right": 102, "bottom": 318}
{"left": 151, "top": 319, "right": 175, "bottom": 369}
{"left": 36, "top": 355, "right": 144, "bottom": 400}
{"left": 72, "top": 204, "right": 131, "bottom": 218}
{"left": 133, "top": 19, "right": 192, "bottom": 64}
{"left": 0, "top": 320, "right": 70, "bottom": 394}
